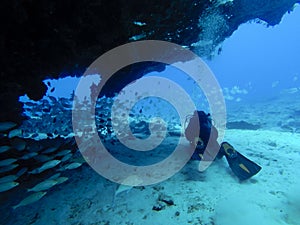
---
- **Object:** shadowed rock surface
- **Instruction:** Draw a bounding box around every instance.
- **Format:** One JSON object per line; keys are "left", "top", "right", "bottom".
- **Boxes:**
{"left": 226, "top": 121, "right": 261, "bottom": 130}
{"left": 0, "top": 0, "right": 299, "bottom": 122}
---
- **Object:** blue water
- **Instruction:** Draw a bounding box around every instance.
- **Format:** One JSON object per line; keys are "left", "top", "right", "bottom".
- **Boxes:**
{"left": 206, "top": 6, "right": 300, "bottom": 102}
{"left": 2, "top": 4, "right": 300, "bottom": 225}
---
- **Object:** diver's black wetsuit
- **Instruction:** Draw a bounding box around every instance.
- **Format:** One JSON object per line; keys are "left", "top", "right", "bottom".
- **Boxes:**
{"left": 184, "top": 110, "right": 262, "bottom": 181}
{"left": 185, "top": 110, "right": 222, "bottom": 160}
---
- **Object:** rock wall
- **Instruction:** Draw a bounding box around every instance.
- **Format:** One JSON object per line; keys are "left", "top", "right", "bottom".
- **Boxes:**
{"left": 0, "top": 0, "right": 299, "bottom": 123}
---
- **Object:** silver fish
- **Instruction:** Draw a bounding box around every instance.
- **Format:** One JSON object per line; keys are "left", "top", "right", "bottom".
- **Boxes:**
{"left": 115, "top": 184, "right": 133, "bottom": 198}
{"left": 21, "top": 152, "right": 38, "bottom": 160}
{"left": 0, "top": 145, "right": 11, "bottom": 153}
{"left": 133, "top": 21, "right": 147, "bottom": 26}
{"left": 61, "top": 153, "right": 72, "bottom": 162}
{"left": 64, "top": 162, "right": 82, "bottom": 170}
{"left": 33, "top": 154, "right": 54, "bottom": 163}
{"left": 0, "top": 158, "right": 18, "bottom": 167}
{"left": 114, "top": 175, "right": 142, "bottom": 197}
{"left": 29, "top": 160, "right": 61, "bottom": 174}
{"left": 31, "top": 133, "right": 48, "bottom": 140}
{"left": 0, "top": 175, "right": 18, "bottom": 184}
{"left": 48, "top": 96, "right": 57, "bottom": 103}
{"left": 48, "top": 173, "right": 61, "bottom": 180}
{"left": 60, "top": 99, "right": 72, "bottom": 108}
{"left": 129, "top": 33, "right": 146, "bottom": 41}
{"left": 281, "top": 87, "right": 300, "bottom": 94}
{"left": 10, "top": 138, "right": 26, "bottom": 151}
{"left": 12, "top": 191, "right": 47, "bottom": 210}
{"left": 42, "top": 146, "right": 59, "bottom": 154}
{"left": 0, "top": 181, "right": 19, "bottom": 192}
{"left": 55, "top": 177, "right": 68, "bottom": 185}
{"left": 55, "top": 149, "right": 71, "bottom": 157}
{"left": 0, "top": 164, "right": 18, "bottom": 173}
{"left": 8, "top": 129, "right": 23, "bottom": 138}
{"left": 0, "top": 122, "right": 17, "bottom": 132}
{"left": 16, "top": 167, "right": 28, "bottom": 177}
{"left": 27, "top": 179, "right": 58, "bottom": 192}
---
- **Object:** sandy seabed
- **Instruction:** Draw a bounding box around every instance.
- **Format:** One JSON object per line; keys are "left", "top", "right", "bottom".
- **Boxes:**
{"left": 2, "top": 128, "right": 299, "bottom": 225}
{"left": 2, "top": 94, "right": 300, "bottom": 225}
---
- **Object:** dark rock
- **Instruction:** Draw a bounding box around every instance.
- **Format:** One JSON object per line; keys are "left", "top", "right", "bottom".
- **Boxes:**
{"left": 280, "top": 124, "right": 294, "bottom": 132}
{"left": 161, "top": 199, "right": 174, "bottom": 206}
{"left": 168, "top": 131, "right": 182, "bottom": 137}
{"left": 226, "top": 121, "right": 261, "bottom": 130}
{"left": 158, "top": 193, "right": 175, "bottom": 206}
{"left": 293, "top": 110, "right": 300, "bottom": 116}
{"left": 1, "top": 0, "right": 298, "bottom": 122}
{"left": 152, "top": 203, "right": 165, "bottom": 211}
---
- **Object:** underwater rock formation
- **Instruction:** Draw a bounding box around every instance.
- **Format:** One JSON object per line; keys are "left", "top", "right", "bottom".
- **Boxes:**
{"left": 0, "top": 0, "right": 299, "bottom": 122}
{"left": 226, "top": 121, "right": 261, "bottom": 130}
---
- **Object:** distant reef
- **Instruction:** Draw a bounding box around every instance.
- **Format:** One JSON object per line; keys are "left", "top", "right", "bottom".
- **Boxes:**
{"left": 226, "top": 121, "right": 261, "bottom": 130}
{"left": 1, "top": 0, "right": 299, "bottom": 122}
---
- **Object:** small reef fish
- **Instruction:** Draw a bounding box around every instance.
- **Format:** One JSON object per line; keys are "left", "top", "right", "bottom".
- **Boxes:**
{"left": 271, "top": 81, "right": 279, "bottom": 88}
{"left": 21, "top": 152, "right": 38, "bottom": 160}
{"left": 114, "top": 184, "right": 133, "bottom": 198}
{"left": 48, "top": 173, "right": 61, "bottom": 180}
{"left": 129, "top": 33, "right": 146, "bottom": 41}
{"left": 0, "top": 145, "right": 11, "bottom": 153}
{"left": 64, "top": 162, "right": 82, "bottom": 170}
{"left": 281, "top": 87, "right": 300, "bottom": 94}
{"left": 0, "top": 158, "right": 18, "bottom": 167}
{"left": 8, "top": 129, "right": 23, "bottom": 138}
{"left": 115, "top": 175, "right": 143, "bottom": 197}
{"left": 0, "top": 181, "right": 19, "bottom": 192}
{"left": 0, "top": 164, "right": 18, "bottom": 173}
{"left": 0, "top": 175, "right": 18, "bottom": 184}
{"left": 33, "top": 154, "right": 55, "bottom": 163}
{"left": 55, "top": 149, "right": 71, "bottom": 157}
{"left": 0, "top": 122, "right": 17, "bottom": 132}
{"left": 112, "top": 175, "right": 143, "bottom": 206}
{"left": 27, "top": 179, "right": 58, "bottom": 192}
{"left": 48, "top": 96, "right": 57, "bottom": 103}
{"left": 12, "top": 191, "right": 47, "bottom": 210}
{"left": 61, "top": 153, "right": 72, "bottom": 162}
{"left": 42, "top": 146, "right": 59, "bottom": 154}
{"left": 55, "top": 177, "right": 68, "bottom": 185}
{"left": 16, "top": 167, "right": 28, "bottom": 177}
{"left": 133, "top": 21, "right": 147, "bottom": 26}
{"left": 29, "top": 160, "right": 61, "bottom": 174}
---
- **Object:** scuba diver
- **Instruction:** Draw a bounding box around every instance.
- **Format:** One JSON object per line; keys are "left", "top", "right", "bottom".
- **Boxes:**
{"left": 185, "top": 110, "right": 262, "bottom": 181}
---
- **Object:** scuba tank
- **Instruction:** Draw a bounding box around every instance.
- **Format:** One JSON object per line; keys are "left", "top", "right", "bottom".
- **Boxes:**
{"left": 184, "top": 110, "right": 212, "bottom": 146}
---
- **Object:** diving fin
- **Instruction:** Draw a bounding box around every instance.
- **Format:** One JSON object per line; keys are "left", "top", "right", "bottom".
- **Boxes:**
{"left": 220, "top": 142, "right": 262, "bottom": 181}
